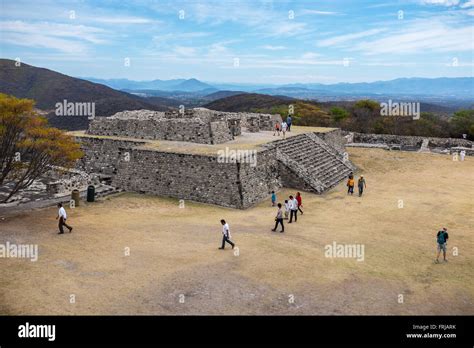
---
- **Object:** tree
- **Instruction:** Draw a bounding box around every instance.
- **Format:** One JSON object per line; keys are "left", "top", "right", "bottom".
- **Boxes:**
{"left": 0, "top": 93, "right": 83, "bottom": 203}
{"left": 450, "top": 110, "right": 474, "bottom": 140}
{"left": 329, "top": 106, "right": 349, "bottom": 123}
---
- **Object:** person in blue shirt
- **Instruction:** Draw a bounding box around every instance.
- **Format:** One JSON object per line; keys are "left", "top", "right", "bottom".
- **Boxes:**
{"left": 271, "top": 191, "right": 276, "bottom": 206}
{"left": 435, "top": 227, "right": 449, "bottom": 263}
{"left": 286, "top": 115, "right": 292, "bottom": 131}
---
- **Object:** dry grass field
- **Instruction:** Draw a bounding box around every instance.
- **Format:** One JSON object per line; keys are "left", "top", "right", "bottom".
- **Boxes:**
{"left": 0, "top": 148, "right": 473, "bottom": 315}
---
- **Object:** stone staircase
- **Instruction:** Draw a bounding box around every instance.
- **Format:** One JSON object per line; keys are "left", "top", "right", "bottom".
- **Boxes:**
{"left": 271, "top": 133, "right": 355, "bottom": 193}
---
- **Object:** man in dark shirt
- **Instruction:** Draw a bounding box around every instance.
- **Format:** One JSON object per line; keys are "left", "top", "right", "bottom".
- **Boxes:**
{"left": 435, "top": 227, "right": 449, "bottom": 263}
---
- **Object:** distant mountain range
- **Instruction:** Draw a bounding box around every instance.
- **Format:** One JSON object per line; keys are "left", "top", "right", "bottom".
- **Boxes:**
{"left": 83, "top": 76, "right": 474, "bottom": 99}
{"left": 86, "top": 77, "right": 217, "bottom": 93}
{"left": 0, "top": 59, "right": 178, "bottom": 112}
{"left": 0, "top": 59, "right": 183, "bottom": 129}
{"left": 1, "top": 59, "right": 472, "bottom": 131}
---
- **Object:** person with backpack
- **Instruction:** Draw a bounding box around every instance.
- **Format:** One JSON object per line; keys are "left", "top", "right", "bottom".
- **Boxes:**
{"left": 435, "top": 227, "right": 449, "bottom": 263}
{"left": 218, "top": 219, "right": 235, "bottom": 250}
{"left": 347, "top": 175, "right": 355, "bottom": 195}
{"left": 271, "top": 203, "right": 284, "bottom": 233}
{"left": 286, "top": 115, "right": 292, "bottom": 132}
{"left": 273, "top": 121, "right": 281, "bottom": 136}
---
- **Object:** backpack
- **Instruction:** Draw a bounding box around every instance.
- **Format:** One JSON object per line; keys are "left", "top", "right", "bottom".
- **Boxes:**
{"left": 437, "top": 231, "right": 447, "bottom": 244}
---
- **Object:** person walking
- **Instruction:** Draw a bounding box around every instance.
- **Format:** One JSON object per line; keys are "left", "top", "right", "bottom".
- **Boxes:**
{"left": 358, "top": 176, "right": 366, "bottom": 197}
{"left": 218, "top": 219, "right": 235, "bottom": 250}
{"left": 460, "top": 150, "right": 466, "bottom": 161}
{"left": 296, "top": 192, "right": 303, "bottom": 214}
{"left": 271, "top": 191, "right": 277, "bottom": 206}
{"left": 347, "top": 175, "right": 355, "bottom": 195}
{"left": 271, "top": 203, "right": 284, "bottom": 233}
{"left": 435, "top": 227, "right": 449, "bottom": 263}
{"left": 288, "top": 195, "right": 298, "bottom": 223}
{"left": 281, "top": 121, "right": 288, "bottom": 139}
{"left": 286, "top": 115, "right": 292, "bottom": 132}
{"left": 273, "top": 121, "right": 281, "bottom": 136}
{"left": 56, "top": 202, "right": 73, "bottom": 234}
{"left": 284, "top": 199, "right": 290, "bottom": 220}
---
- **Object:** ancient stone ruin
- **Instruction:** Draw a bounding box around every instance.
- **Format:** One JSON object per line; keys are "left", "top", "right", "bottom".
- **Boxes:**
{"left": 87, "top": 108, "right": 282, "bottom": 144}
{"left": 76, "top": 108, "right": 355, "bottom": 209}
{"left": 344, "top": 131, "right": 474, "bottom": 154}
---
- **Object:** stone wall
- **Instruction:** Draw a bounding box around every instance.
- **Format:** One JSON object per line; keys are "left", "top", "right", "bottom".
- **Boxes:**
{"left": 45, "top": 168, "right": 95, "bottom": 195}
{"left": 210, "top": 121, "right": 234, "bottom": 144}
{"left": 75, "top": 136, "right": 282, "bottom": 208}
{"left": 87, "top": 117, "right": 224, "bottom": 144}
{"left": 75, "top": 127, "right": 351, "bottom": 209}
{"left": 88, "top": 108, "right": 282, "bottom": 144}
{"left": 238, "top": 149, "right": 282, "bottom": 207}
{"left": 246, "top": 116, "right": 260, "bottom": 132}
{"left": 347, "top": 132, "right": 473, "bottom": 150}
{"left": 75, "top": 136, "right": 147, "bottom": 175}
{"left": 314, "top": 129, "right": 347, "bottom": 155}
{"left": 114, "top": 149, "right": 245, "bottom": 208}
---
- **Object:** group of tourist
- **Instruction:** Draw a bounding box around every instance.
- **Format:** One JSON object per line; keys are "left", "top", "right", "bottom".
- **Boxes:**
{"left": 273, "top": 115, "right": 292, "bottom": 139}
{"left": 271, "top": 191, "right": 303, "bottom": 233}
{"left": 347, "top": 173, "right": 366, "bottom": 197}
{"left": 51, "top": 185, "right": 453, "bottom": 265}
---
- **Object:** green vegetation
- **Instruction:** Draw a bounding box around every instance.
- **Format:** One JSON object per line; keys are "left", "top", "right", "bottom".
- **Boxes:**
{"left": 206, "top": 94, "right": 474, "bottom": 140}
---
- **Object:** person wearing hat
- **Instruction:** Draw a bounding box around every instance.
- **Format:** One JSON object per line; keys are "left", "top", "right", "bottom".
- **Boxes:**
{"left": 435, "top": 227, "right": 449, "bottom": 263}
{"left": 358, "top": 176, "right": 366, "bottom": 197}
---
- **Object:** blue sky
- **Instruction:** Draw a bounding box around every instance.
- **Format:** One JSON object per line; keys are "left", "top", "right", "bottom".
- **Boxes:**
{"left": 1, "top": 0, "right": 473, "bottom": 83}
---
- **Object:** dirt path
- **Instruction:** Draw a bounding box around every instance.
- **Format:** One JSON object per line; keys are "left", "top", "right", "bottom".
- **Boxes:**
{"left": 1, "top": 148, "right": 473, "bottom": 315}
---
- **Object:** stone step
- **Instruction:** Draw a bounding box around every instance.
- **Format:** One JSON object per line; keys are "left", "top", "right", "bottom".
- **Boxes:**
{"left": 277, "top": 133, "right": 353, "bottom": 193}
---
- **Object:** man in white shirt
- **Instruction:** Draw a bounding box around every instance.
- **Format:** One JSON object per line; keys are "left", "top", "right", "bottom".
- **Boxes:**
{"left": 460, "top": 150, "right": 466, "bottom": 161}
{"left": 288, "top": 195, "right": 298, "bottom": 223}
{"left": 56, "top": 202, "right": 73, "bottom": 234}
{"left": 218, "top": 219, "right": 235, "bottom": 250}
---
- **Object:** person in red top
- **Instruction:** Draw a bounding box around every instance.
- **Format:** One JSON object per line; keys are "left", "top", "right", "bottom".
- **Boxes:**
{"left": 296, "top": 192, "right": 303, "bottom": 215}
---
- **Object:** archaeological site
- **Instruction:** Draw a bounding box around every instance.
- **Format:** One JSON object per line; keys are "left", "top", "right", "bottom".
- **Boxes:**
{"left": 74, "top": 108, "right": 356, "bottom": 209}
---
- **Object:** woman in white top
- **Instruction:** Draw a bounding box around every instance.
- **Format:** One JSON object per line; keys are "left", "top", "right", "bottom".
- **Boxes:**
{"left": 281, "top": 121, "right": 288, "bottom": 139}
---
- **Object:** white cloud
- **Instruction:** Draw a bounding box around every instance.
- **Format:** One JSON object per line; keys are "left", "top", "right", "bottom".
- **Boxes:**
{"left": 421, "top": 0, "right": 460, "bottom": 6}
{"left": 262, "top": 21, "right": 309, "bottom": 37}
{"left": 261, "top": 45, "right": 287, "bottom": 50}
{"left": 172, "top": 46, "right": 197, "bottom": 56}
{"left": 460, "top": 0, "right": 474, "bottom": 7}
{"left": 86, "top": 16, "right": 156, "bottom": 24}
{"left": 301, "top": 52, "right": 321, "bottom": 59}
{"left": 0, "top": 20, "right": 107, "bottom": 53}
{"left": 301, "top": 10, "right": 339, "bottom": 15}
{"left": 317, "top": 29, "right": 387, "bottom": 47}
{"left": 1, "top": 32, "right": 87, "bottom": 54}
{"left": 352, "top": 20, "right": 473, "bottom": 55}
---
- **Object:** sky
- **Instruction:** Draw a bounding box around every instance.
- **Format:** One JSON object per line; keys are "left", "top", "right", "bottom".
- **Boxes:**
{"left": 0, "top": 0, "right": 473, "bottom": 84}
